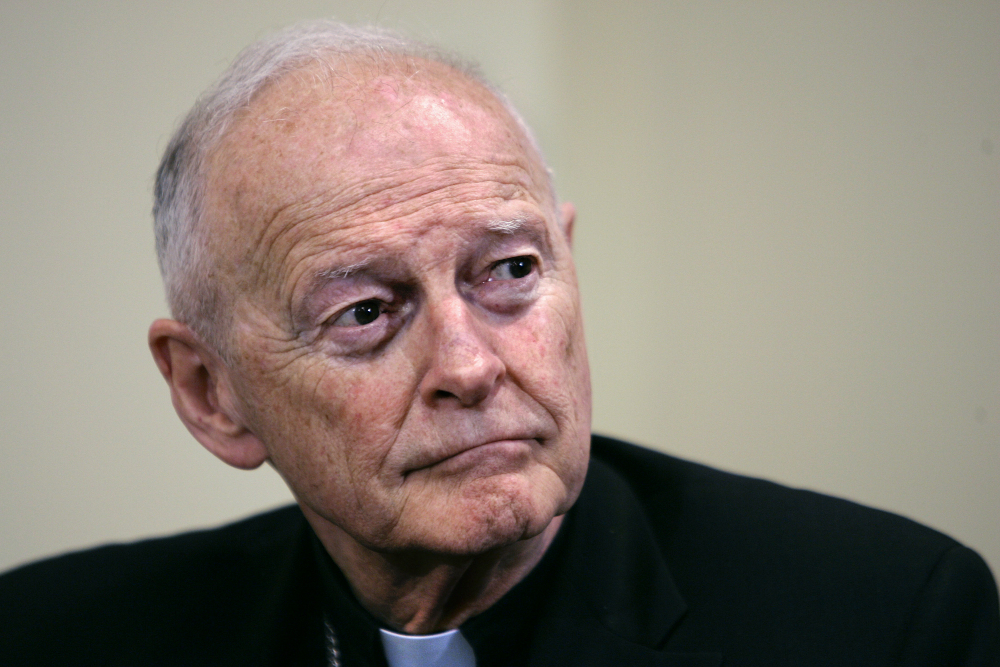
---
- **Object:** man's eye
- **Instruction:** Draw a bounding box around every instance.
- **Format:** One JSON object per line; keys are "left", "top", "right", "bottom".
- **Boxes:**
{"left": 488, "top": 256, "right": 535, "bottom": 281}
{"left": 332, "top": 299, "right": 382, "bottom": 327}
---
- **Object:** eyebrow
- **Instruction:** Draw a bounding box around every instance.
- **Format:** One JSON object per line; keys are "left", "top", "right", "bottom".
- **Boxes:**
{"left": 485, "top": 216, "right": 528, "bottom": 234}
{"left": 314, "top": 260, "right": 371, "bottom": 281}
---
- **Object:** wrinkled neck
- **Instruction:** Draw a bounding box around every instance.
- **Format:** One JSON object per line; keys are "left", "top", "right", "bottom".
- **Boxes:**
{"left": 309, "top": 513, "right": 563, "bottom": 634}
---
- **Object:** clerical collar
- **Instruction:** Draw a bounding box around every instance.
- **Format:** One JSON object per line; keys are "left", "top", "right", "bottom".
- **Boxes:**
{"left": 379, "top": 628, "right": 475, "bottom": 667}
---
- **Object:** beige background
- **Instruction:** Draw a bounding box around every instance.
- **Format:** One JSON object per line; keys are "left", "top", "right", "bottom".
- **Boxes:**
{"left": 1, "top": 1, "right": 997, "bottom": 577}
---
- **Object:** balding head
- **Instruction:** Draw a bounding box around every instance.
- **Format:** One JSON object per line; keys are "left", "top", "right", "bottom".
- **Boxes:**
{"left": 153, "top": 20, "right": 552, "bottom": 356}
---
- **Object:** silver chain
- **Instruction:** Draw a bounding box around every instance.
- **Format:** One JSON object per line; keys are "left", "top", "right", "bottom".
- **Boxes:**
{"left": 324, "top": 617, "right": 342, "bottom": 667}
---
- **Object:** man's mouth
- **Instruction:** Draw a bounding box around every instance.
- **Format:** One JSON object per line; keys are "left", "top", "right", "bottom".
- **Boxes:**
{"left": 410, "top": 438, "right": 539, "bottom": 477}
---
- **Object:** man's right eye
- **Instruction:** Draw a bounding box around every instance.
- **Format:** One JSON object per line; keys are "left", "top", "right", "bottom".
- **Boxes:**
{"left": 331, "top": 300, "right": 382, "bottom": 327}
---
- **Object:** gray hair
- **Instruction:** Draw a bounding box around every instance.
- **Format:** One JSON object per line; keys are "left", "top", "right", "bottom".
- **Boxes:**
{"left": 153, "top": 19, "right": 552, "bottom": 355}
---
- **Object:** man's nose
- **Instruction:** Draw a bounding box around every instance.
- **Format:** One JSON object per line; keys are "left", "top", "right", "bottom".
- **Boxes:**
{"left": 418, "top": 296, "right": 505, "bottom": 407}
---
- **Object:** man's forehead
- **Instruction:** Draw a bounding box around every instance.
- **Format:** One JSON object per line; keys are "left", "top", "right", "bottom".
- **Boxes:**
{"left": 203, "top": 57, "right": 542, "bottom": 222}
{"left": 198, "top": 55, "right": 554, "bottom": 298}
{"left": 217, "top": 57, "right": 517, "bottom": 166}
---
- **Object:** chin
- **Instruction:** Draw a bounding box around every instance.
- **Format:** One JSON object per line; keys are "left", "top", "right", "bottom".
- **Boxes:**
{"left": 403, "top": 474, "right": 563, "bottom": 556}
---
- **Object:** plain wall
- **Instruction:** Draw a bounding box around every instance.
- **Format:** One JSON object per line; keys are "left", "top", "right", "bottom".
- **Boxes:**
{"left": 1, "top": 1, "right": 997, "bottom": 577}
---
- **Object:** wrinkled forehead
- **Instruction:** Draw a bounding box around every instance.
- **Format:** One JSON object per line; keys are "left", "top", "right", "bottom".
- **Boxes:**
{"left": 200, "top": 56, "right": 551, "bottom": 245}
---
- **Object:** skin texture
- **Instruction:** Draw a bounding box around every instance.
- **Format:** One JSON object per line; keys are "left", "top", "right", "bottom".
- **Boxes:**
{"left": 149, "top": 57, "right": 591, "bottom": 632}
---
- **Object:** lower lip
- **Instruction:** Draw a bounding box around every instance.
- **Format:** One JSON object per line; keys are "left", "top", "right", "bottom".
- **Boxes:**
{"left": 431, "top": 439, "right": 535, "bottom": 477}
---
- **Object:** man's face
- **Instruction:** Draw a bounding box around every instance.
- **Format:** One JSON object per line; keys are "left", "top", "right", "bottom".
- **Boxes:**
{"left": 202, "top": 62, "right": 591, "bottom": 556}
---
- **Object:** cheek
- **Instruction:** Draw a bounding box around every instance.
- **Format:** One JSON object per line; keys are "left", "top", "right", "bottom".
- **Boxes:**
{"left": 506, "top": 294, "right": 591, "bottom": 424}
{"left": 321, "top": 368, "right": 412, "bottom": 442}
{"left": 239, "top": 347, "right": 416, "bottom": 487}
{"left": 303, "top": 354, "right": 418, "bottom": 466}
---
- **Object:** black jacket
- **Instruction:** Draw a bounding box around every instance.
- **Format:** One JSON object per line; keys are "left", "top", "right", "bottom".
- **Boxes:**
{"left": 2, "top": 436, "right": 998, "bottom": 665}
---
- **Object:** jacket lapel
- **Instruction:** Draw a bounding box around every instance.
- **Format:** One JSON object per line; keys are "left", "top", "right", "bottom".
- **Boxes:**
{"left": 527, "top": 459, "right": 723, "bottom": 666}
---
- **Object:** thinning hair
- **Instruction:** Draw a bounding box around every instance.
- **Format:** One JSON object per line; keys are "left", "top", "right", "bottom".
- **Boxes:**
{"left": 153, "top": 19, "right": 552, "bottom": 356}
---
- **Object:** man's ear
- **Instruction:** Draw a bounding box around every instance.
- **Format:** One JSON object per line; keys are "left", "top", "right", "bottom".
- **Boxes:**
{"left": 148, "top": 319, "right": 269, "bottom": 470}
{"left": 559, "top": 201, "right": 577, "bottom": 249}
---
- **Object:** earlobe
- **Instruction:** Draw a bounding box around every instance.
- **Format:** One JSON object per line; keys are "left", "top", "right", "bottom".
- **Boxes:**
{"left": 148, "top": 319, "right": 269, "bottom": 470}
{"left": 559, "top": 202, "right": 577, "bottom": 249}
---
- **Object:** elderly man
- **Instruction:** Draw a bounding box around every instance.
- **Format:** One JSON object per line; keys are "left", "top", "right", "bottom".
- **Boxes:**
{"left": 1, "top": 20, "right": 998, "bottom": 667}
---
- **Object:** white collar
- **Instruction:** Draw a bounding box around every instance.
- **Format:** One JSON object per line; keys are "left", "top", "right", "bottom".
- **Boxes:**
{"left": 378, "top": 627, "right": 476, "bottom": 667}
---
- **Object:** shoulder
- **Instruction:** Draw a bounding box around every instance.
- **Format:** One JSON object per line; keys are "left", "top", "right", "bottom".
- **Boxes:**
{"left": 590, "top": 433, "right": 962, "bottom": 562}
{"left": 0, "top": 505, "right": 311, "bottom": 663}
{"left": 0, "top": 504, "right": 306, "bottom": 596}
{"left": 588, "top": 434, "right": 1000, "bottom": 661}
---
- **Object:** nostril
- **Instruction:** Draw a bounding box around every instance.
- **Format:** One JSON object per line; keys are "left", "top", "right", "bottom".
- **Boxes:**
{"left": 433, "top": 388, "right": 457, "bottom": 401}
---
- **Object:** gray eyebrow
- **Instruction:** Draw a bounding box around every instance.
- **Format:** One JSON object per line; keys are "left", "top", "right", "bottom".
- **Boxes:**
{"left": 315, "top": 260, "right": 371, "bottom": 281}
{"left": 485, "top": 216, "right": 528, "bottom": 234}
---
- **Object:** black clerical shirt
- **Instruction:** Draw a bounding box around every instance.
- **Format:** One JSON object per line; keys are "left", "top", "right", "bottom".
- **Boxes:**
{"left": 3, "top": 436, "right": 997, "bottom": 665}
{"left": 311, "top": 511, "right": 568, "bottom": 667}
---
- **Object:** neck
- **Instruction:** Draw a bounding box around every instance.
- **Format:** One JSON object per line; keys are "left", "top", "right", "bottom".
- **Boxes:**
{"left": 306, "top": 514, "right": 563, "bottom": 634}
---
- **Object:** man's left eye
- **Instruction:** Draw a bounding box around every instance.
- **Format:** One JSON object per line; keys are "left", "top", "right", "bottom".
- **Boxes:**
{"left": 488, "top": 256, "right": 535, "bottom": 281}
{"left": 331, "top": 299, "right": 383, "bottom": 327}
